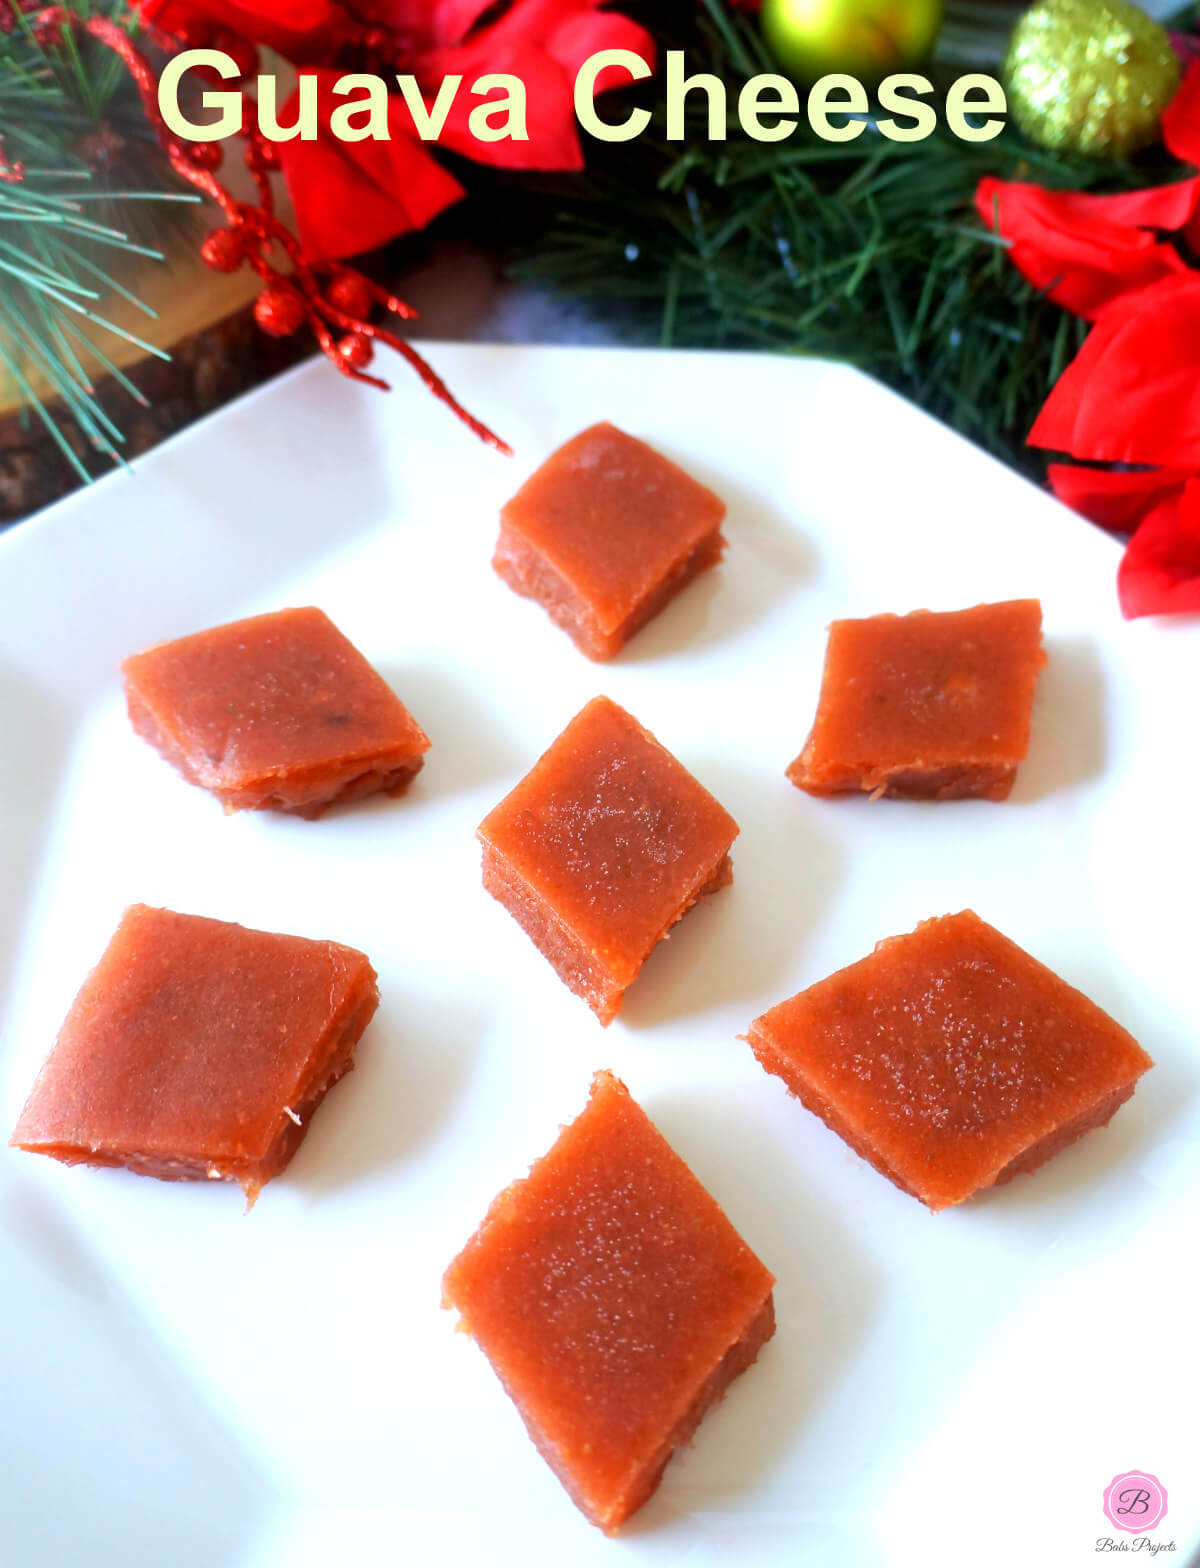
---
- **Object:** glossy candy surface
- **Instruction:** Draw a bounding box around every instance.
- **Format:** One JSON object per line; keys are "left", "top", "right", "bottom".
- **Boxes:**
{"left": 493, "top": 422, "right": 726, "bottom": 661}
{"left": 443, "top": 1071, "right": 776, "bottom": 1533}
{"left": 746, "top": 910, "right": 1153, "bottom": 1209}
{"left": 789, "top": 600, "right": 1046, "bottom": 801}
{"left": 478, "top": 696, "right": 738, "bottom": 1024}
{"left": 10, "top": 905, "right": 378, "bottom": 1203}
{"left": 123, "top": 606, "right": 430, "bottom": 817}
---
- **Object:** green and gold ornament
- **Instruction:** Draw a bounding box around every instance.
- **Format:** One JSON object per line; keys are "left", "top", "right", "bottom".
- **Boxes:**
{"left": 760, "top": 0, "right": 943, "bottom": 82}
{"left": 1005, "top": 0, "right": 1181, "bottom": 157}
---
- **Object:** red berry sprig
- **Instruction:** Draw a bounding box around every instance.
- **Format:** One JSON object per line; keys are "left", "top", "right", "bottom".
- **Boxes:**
{"left": 30, "top": 6, "right": 510, "bottom": 455}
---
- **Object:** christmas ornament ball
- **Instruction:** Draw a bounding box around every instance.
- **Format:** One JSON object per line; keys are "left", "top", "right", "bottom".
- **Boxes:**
{"left": 1006, "top": 0, "right": 1180, "bottom": 157}
{"left": 761, "top": 0, "right": 943, "bottom": 82}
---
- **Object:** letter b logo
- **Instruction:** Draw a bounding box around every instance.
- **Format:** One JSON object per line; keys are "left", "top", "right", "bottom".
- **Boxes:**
{"left": 1103, "top": 1472, "right": 1168, "bottom": 1535}
{"left": 1117, "top": 1487, "right": 1151, "bottom": 1517}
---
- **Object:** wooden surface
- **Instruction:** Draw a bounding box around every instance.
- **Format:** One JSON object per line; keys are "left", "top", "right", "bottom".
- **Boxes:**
{"left": 0, "top": 251, "right": 266, "bottom": 418}
{"left": 0, "top": 152, "right": 288, "bottom": 415}
{"left": 0, "top": 166, "right": 303, "bottom": 521}
{"left": 0, "top": 293, "right": 308, "bottom": 521}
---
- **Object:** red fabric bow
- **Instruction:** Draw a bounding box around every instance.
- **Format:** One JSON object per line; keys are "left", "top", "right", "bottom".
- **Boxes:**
{"left": 979, "top": 61, "right": 1200, "bottom": 617}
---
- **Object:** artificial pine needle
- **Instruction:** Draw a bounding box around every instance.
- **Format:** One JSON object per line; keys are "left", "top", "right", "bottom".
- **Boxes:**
{"left": 0, "top": 1, "right": 189, "bottom": 485}
{"left": 498, "top": 0, "right": 1186, "bottom": 476}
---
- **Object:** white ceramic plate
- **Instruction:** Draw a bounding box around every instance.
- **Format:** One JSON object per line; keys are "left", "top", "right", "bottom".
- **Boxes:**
{"left": 2, "top": 345, "right": 1197, "bottom": 1568}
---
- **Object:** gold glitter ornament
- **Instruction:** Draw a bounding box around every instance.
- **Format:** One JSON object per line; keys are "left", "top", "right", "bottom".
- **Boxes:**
{"left": 761, "top": 0, "right": 943, "bottom": 82}
{"left": 1005, "top": 0, "right": 1181, "bottom": 157}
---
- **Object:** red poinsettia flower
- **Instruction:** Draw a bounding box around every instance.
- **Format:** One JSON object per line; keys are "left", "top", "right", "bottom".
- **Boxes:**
{"left": 1163, "top": 48, "right": 1200, "bottom": 165}
{"left": 351, "top": 0, "right": 496, "bottom": 49}
{"left": 137, "top": 0, "right": 341, "bottom": 60}
{"left": 1046, "top": 463, "right": 1194, "bottom": 534}
{"left": 1045, "top": 462, "right": 1200, "bottom": 617}
{"left": 973, "top": 175, "right": 1200, "bottom": 321}
{"left": 976, "top": 61, "right": 1200, "bottom": 321}
{"left": 276, "top": 70, "right": 466, "bottom": 262}
{"left": 407, "top": 0, "right": 656, "bottom": 172}
{"left": 1028, "top": 273, "right": 1200, "bottom": 470}
{"left": 147, "top": 0, "right": 655, "bottom": 255}
{"left": 1117, "top": 480, "right": 1200, "bottom": 618}
{"left": 1032, "top": 273, "right": 1200, "bottom": 617}
{"left": 980, "top": 64, "right": 1200, "bottom": 617}
{"left": 1033, "top": 272, "right": 1200, "bottom": 618}
{"left": 142, "top": 0, "right": 655, "bottom": 162}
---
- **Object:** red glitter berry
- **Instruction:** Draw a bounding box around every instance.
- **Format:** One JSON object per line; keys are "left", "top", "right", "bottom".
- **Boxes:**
{"left": 32, "top": 13, "right": 64, "bottom": 47}
{"left": 187, "top": 141, "right": 224, "bottom": 172}
{"left": 200, "top": 227, "right": 246, "bottom": 273}
{"left": 326, "top": 272, "right": 373, "bottom": 322}
{"left": 254, "top": 139, "right": 281, "bottom": 170}
{"left": 337, "top": 332, "right": 374, "bottom": 371}
{"left": 255, "top": 284, "right": 307, "bottom": 338}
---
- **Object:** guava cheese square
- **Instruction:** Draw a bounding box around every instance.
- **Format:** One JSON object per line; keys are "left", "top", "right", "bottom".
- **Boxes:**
{"left": 122, "top": 606, "right": 430, "bottom": 817}
{"left": 478, "top": 696, "right": 738, "bottom": 1025}
{"left": 788, "top": 600, "right": 1046, "bottom": 801}
{"left": 745, "top": 910, "right": 1152, "bottom": 1210}
{"left": 443, "top": 1070, "right": 775, "bottom": 1533}
{"left": 10, "top": 905, "right": 378, "bottom": 1204}
{"left": 493, "top": 422, "right": 726, "bottom": 661}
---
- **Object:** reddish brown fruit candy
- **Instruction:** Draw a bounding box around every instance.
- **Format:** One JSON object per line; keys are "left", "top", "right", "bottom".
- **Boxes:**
{"left": 745, "top": 911, "right": 1153, "bottom": 1210}
{"left": 443, "top": 1070, "right": 776, "bottom": 1534}
{"left": 478, "top": 696, "right": 738, "bottom": 1024}
{"left": 10, "top": 905, "right": 378, "bottom": 1205}
{"left": 494, "top": 422, "right": 726, "bottom": 661}
{"left": 789, "top": 600, "right": 1046, "bottom": 802}
{"left": 122, "top": 606, "right": 431, "bottom": 818}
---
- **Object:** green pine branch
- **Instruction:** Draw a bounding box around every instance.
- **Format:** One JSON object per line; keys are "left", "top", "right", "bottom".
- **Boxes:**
{"left": 497, "top": 0, "right": 1195, "bottom": 477}
{"left": 0, "top": 2, "right": 198, "bottom": 484}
